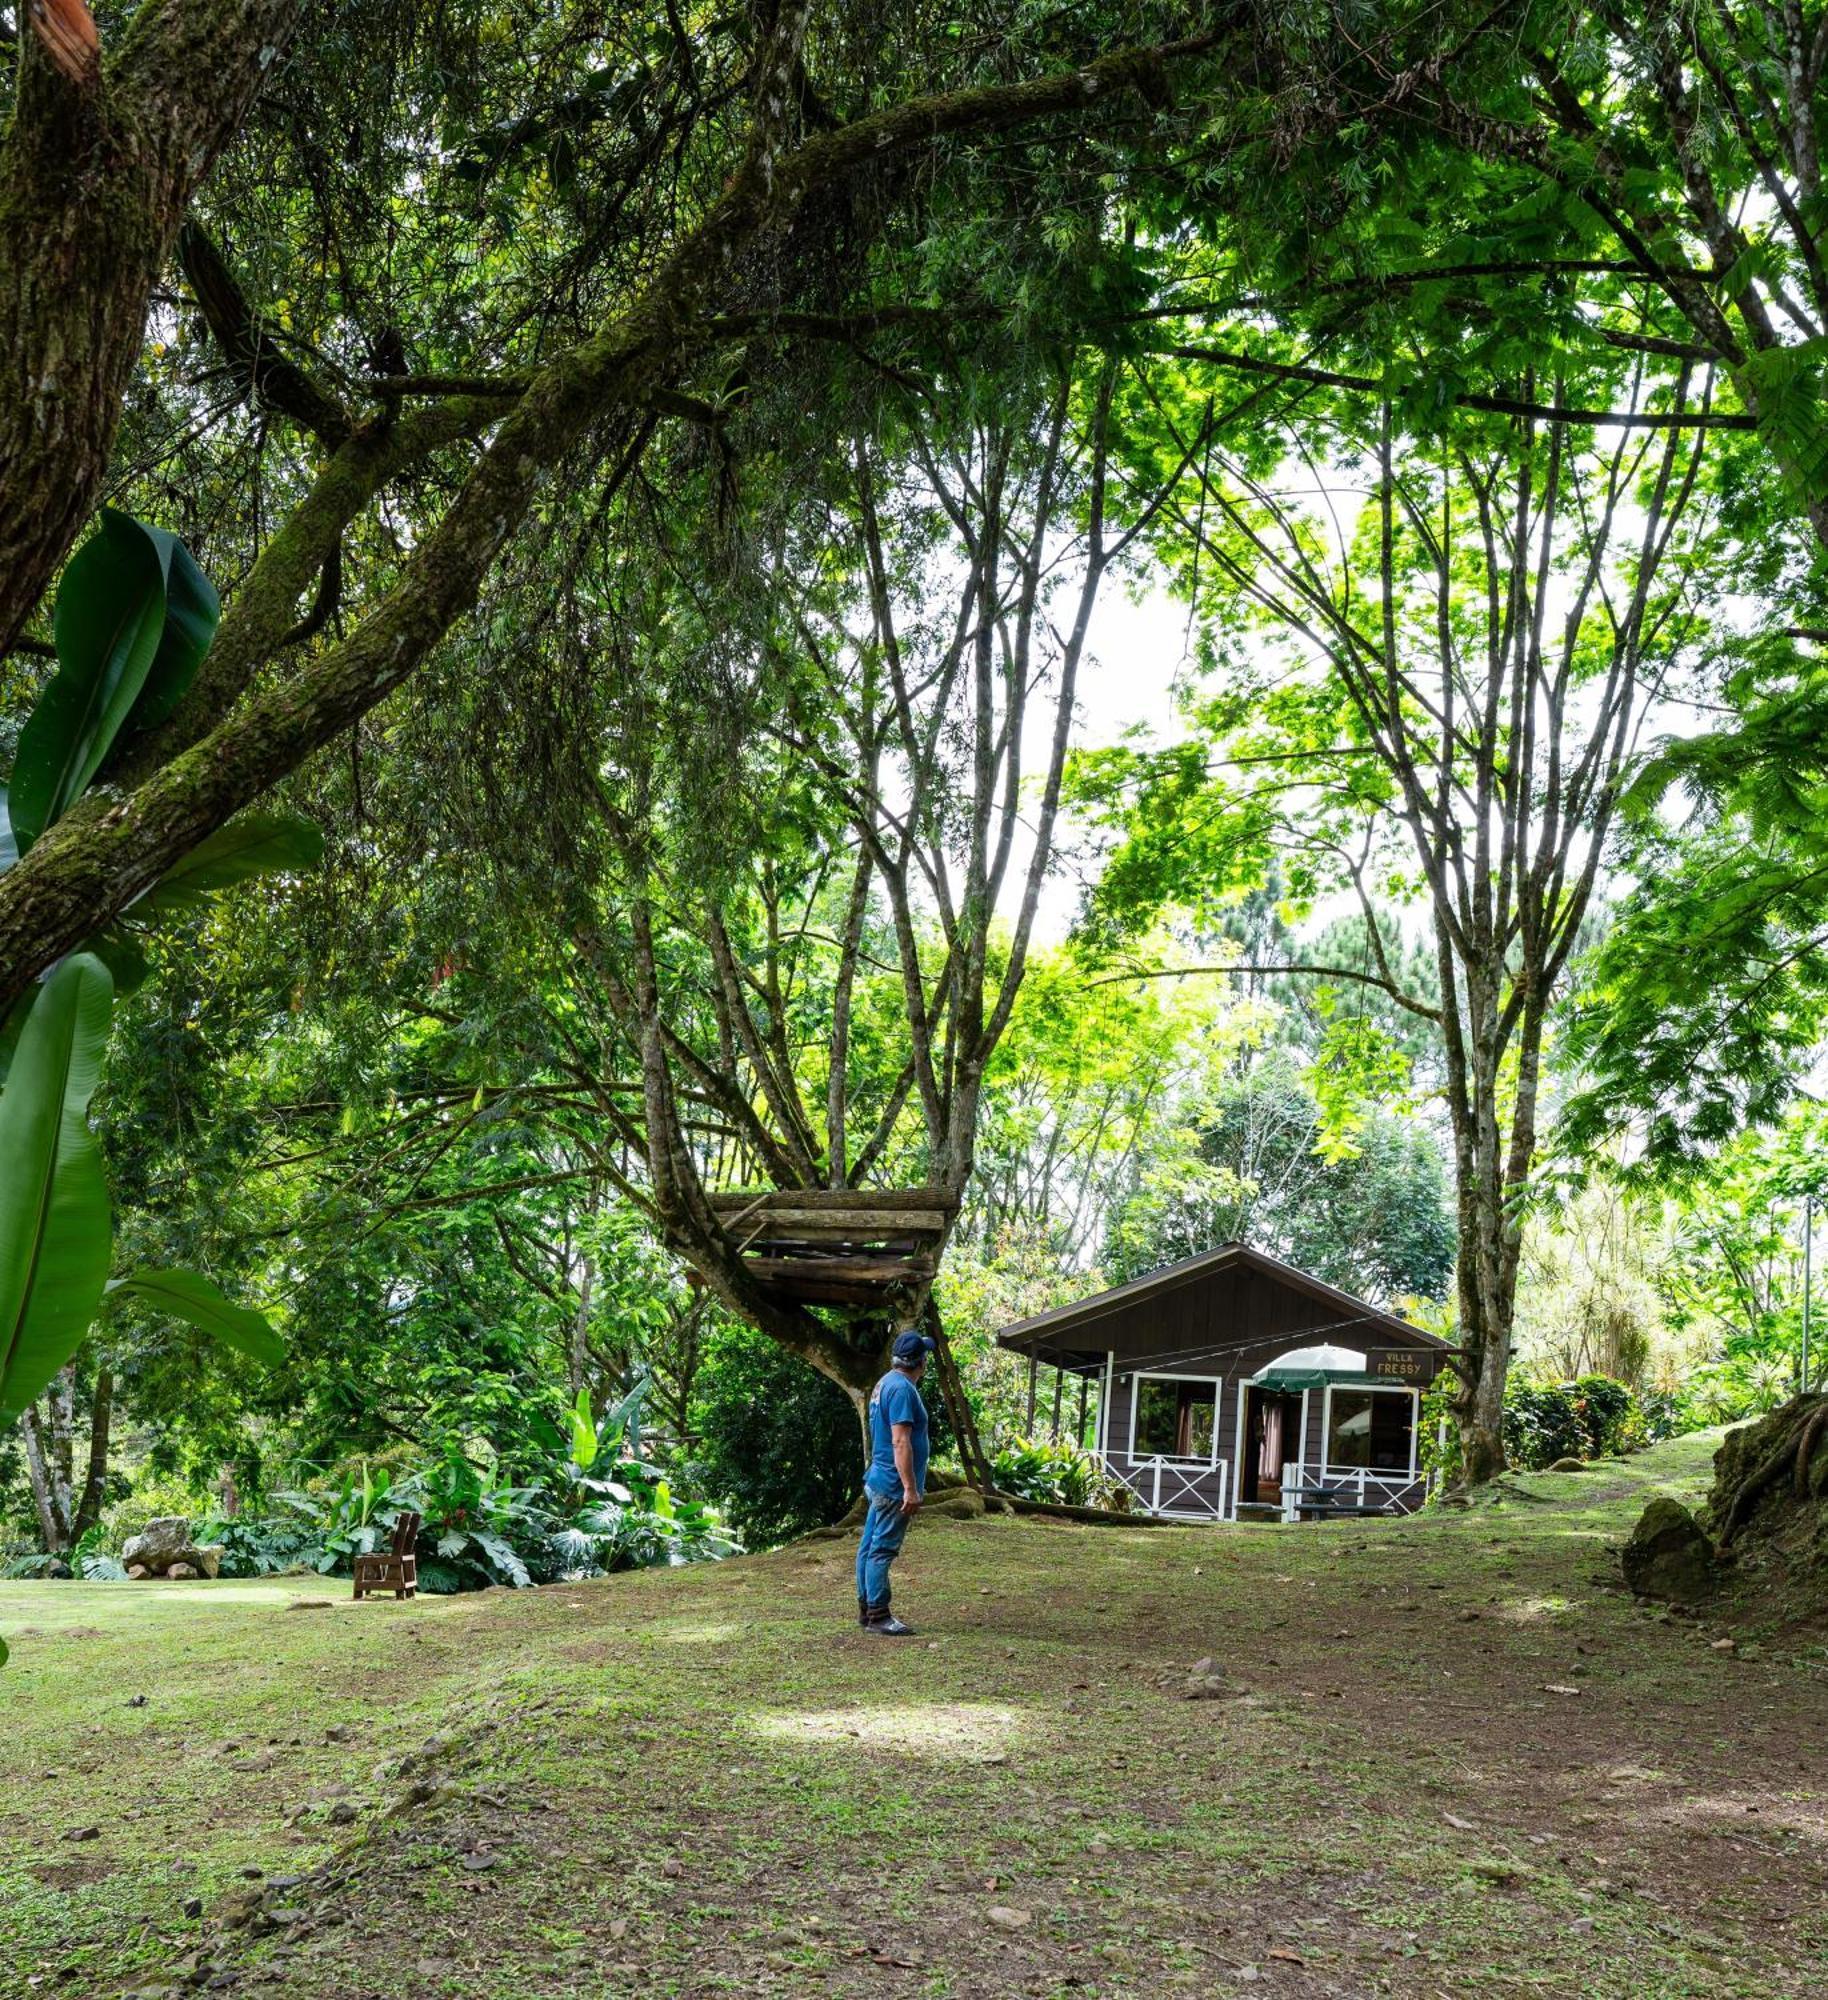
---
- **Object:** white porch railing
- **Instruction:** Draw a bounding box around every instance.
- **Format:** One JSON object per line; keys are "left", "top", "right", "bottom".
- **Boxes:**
{"left": 1100, "top": 1453, "right": 1229, "bottom": 1521}
{"left": 1279, "top": 1462, "right": 1422, "bottom": 1522}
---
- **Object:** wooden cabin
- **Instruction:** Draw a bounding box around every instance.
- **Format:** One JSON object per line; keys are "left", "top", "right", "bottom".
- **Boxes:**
{"left": 996, "top": 1243, "right": 1455, "bottom": 1522}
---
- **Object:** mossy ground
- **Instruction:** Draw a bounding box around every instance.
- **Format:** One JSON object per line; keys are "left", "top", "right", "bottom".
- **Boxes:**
{"left": 4, "top": 1431, "right": 1824, "bottom": 1999}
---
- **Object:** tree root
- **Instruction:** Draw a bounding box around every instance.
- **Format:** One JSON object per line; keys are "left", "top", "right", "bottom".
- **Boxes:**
{"left": 1716, "top": 1395, "right": 1828, "bottom": 1545}
{"left": 1794, "top": 1402, "right": 1828, "bottom": 1502}
{"left": 997, "top": 1494, "right": 1180, "bottom": 1527}
{"left": 821, "top": 1486, "right": 1179, "bottom": 1533}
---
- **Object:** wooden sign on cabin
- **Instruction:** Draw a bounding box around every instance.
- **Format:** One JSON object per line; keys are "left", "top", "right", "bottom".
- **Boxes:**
{"left": 1368, "top": 1347, "right": 1442, "bottom": 1385}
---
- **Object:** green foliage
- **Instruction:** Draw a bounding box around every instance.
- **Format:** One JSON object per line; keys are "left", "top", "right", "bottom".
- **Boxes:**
{"left": 8, "top": 512, "right": 216, "bottom": 852}
{"left": 190, "top": 1511, "right": 318, "bottom": 1579}
{"left": 1105, "top": 1048, "right": 1454, "bottom": 1304}
{"left": 987, "top": 1436, "right": 1098, "bottom": 1506}
{"left": 0, "top": 520, "right": 296, "bottom": 1447}
{"left": 1424, "top": 1372, "right": 1680, "bottom": 1483}
{"left": 1504, "top": 1377, "right": 1642, "bottom": 1471}
{"left": 188, "top": 1423, "right": 738, "bottom": 1591}
{"left": 686, "top": 1324, "right": 862, "bottom": 1547}
{"left": 1561, "top": 660, "right": 1828, "bottom": 1164}
{"left": 0, "top": 953, "right": 114, "bottom": 1422}
{"left": 104, "top": 1269, "right": 283, "bottom": 1370}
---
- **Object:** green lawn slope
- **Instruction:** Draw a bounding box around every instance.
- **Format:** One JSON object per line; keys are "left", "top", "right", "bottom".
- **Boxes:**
{"left": 3, "top": 1431, "right": 1823, "bottom": 1999}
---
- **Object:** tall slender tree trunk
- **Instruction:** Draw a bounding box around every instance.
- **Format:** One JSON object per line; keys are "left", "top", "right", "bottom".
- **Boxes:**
{"left": 923, "top": 1297, "right": 995, "bottom": 1489}
{"left": 70, "top": 1364, "right": 113, "bottom": 1543}
{"left": 19, "top": 1367, "right": 77, "bottom": 1551}
{"left": 568, "top": 1258, "right": 596, "bottom": 1401}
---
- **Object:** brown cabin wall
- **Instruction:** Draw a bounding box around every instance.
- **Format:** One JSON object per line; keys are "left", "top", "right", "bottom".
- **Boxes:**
{"left": 1068, "top": 1262, "right": 1439, "bottom": 1517}
{"left": 1083, "top": 1262, "right": 1388, "bottom": 1369}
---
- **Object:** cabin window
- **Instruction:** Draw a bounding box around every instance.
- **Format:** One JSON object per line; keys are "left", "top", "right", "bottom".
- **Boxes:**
{"left": 1133, "top": 1377, "right": 1218, "bottom": 1460}
{"left": 1327, "top": 1389, "right": 1415, "bottom": 1473}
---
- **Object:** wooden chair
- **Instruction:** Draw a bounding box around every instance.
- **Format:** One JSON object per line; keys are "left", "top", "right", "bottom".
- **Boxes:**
{"left": 352, "top": 1510, "right": 421, "bottom": 1600}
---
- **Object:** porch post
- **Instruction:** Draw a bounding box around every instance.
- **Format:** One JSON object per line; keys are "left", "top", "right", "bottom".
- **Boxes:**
{"left": 1025, "top": 1354, "right": 1037, "bottom": 1432}
{"left": 1050, "top": 1363, "right": 1064, "bottom": 1441}
{"left": 1076, "top": 1373, "right": 1089, "bottom": 1446}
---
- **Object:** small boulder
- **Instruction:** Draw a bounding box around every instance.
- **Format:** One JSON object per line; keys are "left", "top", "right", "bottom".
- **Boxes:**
{"left": 167, "top": 1562, "right": 199, "bottom": 1581}
{"left": 1182, "top": 1655, "right": 1229, "bottom": 1700}
{"left": 122, "top": 1517, "right": 194, "bottom": 1573}
{"left": 126, "top": 1564, "right": 149, "bottom": 1580}
{"left": 191, "top": 1546, "right": 224, "bottom": 1581}
{"left": 1547, "top": 1457, "right": 1586, "bottom": 1473}
{"left": 1622, "top": 1496, "right": 1717, "bottom": 1604}
{"left": 930, "top": 1488, "right": 986, "bottom": 1520}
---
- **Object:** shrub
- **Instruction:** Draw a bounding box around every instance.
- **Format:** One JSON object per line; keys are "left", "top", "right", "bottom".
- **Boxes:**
{"left": 1424, "top": 1371, "right": 1665, "bottom": 1483}
{"left": 989, "top": 1436, "right": 1099, "bottom": 1506}
{"left": 1503, "top": 1374, "right": 1640, "bottom": 1468}
{"left": 687, "top": 1326, "right": 863, "bottom": 1546}
{"left": 191, "top": 1513, "right": 319, "bottom": 1578}
{"left": 79, "top": 1414, "right": 738, "bottom": 1592}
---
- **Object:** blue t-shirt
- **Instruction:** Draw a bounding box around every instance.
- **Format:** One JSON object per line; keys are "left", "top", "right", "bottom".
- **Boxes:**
{"left": 864, "top": 1367, "right": 930, "bottom": 1497}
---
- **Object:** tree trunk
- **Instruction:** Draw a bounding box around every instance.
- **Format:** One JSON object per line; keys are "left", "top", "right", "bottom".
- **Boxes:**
{"left": 0, "top": 2, "right": 306, "bottom": 652}
{"left": 924, "top": 1296, "right": 995, "bottom": 1489}
{"left": 568, "top": 1257, "right": 595, "bottom": 1401}
{"left": 18, "top": 1368, "right": 77, "bottom": 1552}
{"left": 70, "top": 1364, "right": 112, "bottom": 1543}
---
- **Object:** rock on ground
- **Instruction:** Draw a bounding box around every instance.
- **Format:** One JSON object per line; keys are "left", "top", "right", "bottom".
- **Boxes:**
{"left": 1621, "top": 1496, "right": 1717, "bottom": 1604}
{"left": 119, "top": 1517, "right": 225, "bottom": 1579}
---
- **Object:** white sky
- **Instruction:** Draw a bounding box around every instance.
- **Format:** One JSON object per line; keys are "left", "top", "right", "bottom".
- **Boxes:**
{"left": 1030, "top": 582, "right": 1192, "bottom": 943}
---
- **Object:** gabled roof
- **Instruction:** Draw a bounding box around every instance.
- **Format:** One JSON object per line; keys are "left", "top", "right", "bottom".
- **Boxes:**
{"left": 995, "top": 1240, "right": 1452, "bottom": 1358}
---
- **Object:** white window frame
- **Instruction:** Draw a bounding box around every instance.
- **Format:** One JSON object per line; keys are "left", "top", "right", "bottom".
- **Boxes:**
{"left": 1320, "top": 1382, "right": 1421, "bottom": 1483}
{"left": 1125, "top": 1370, "right": 1225, "bottom": 1468}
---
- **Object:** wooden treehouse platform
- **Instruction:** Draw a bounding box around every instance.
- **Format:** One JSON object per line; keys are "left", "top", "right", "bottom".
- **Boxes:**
{"left": 708, "top": 1188, "right": 959, "bottom": 1307}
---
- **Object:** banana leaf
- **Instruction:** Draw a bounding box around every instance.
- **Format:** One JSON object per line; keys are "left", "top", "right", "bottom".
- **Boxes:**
{"left": 11, "top": 517, "right": 161, "bottom": 849}
{"left": 104, "top": 1267, "right": 282, "bottom": 1368}
{"left": 128, "top": 812, "right": 324, "bottom": 918}
{"left": 8, "top": 513, "right": 219, "bottom": 850}
{"left": 0, "top": 954, "right": 115, "bottom": 1422}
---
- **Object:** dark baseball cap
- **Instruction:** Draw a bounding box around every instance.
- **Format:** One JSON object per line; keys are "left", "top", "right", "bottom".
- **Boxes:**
{"left": 892, "top": 1330, "right": 936, "bottom": 1364}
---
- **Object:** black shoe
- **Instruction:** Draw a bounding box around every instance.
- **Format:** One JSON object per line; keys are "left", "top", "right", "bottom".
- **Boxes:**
{"left": 864, "top": 1612, "right": 915, "bottom": 1637}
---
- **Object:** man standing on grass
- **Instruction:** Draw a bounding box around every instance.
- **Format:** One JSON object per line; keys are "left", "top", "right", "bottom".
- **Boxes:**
{"left": 855, "top": 1329, "right": 933, "bottom": 1637}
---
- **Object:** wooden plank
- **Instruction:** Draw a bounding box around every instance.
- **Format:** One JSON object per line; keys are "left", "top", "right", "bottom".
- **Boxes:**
{"left": 742, "top": 1232, "right": 922, "bottom": 1254}
{"left": 752, "top": 1278, "right": 918, "bottom": 1305}
{"left": 740, "top": 1228, "right": 933, "bottom": 1247}
{"left": 709, "top": 1188, "right": 959, "bottom": 1214}
{"left": 744, "top": 1256, "right": 936, "bottom": 1284}
{"left": 724, "top": 1206, "right": 951, "bottom": 1235}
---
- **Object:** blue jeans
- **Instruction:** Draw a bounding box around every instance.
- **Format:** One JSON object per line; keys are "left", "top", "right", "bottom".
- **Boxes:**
{"left": 855, "top": 1487, "right": 912, "bottom": 1612}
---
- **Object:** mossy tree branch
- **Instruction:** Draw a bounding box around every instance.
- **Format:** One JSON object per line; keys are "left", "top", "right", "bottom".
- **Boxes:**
{"left": 0, "top": 24, "right": 1225, "bottom": 1015}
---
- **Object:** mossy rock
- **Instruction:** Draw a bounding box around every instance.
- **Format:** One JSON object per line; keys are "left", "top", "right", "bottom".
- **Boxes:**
{"left": 1621, "top": 1495, "right": 1718, "bottom": 1604}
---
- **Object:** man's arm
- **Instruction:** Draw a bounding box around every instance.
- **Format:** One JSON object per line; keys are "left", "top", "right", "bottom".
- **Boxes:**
{"left": 892, "top": 1423, "right": 922, "bottom": 1515}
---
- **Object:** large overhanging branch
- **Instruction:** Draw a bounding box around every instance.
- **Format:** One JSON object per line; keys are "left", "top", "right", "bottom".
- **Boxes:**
{"left": 1170, "top": 345, "right": 1756, "bottom": 430}
{"left": 0, "top": 26, "right": 1224, "bottom": 1015}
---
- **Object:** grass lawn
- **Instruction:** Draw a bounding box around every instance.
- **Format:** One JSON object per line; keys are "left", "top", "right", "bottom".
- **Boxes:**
{"left": 3, "top": 1430, "right": 1824, "bottom": 1999}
